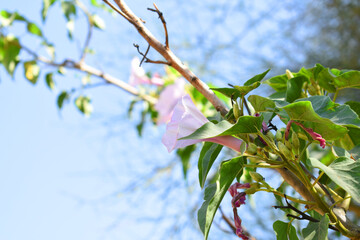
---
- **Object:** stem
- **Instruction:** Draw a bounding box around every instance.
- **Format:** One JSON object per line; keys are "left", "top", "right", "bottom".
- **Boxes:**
{"left": 333, "top": 89, "right": 339, "bottom": 102}
{"left": 256, "top": 189, "right": 315, "bottom": 205}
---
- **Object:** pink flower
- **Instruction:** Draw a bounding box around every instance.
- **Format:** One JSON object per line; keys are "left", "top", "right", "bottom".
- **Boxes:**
{"left": 285, "top": 120, "right": 326, "bottom": 148}
{"left": 155, "top": 78, "right": 186, "bottom": 124}
{"left": 162, "top": 95, "right": 243, "bottom": 152}
{"left": 129, "top": 57, "right": 164, "bottom": 86}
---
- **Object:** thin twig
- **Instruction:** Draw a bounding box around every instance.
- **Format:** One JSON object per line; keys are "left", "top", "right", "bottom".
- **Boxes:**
{"left": 274, "top": 195, "right": 338, "bottom": 232}
{"left": 76, "top": 0, "right": 93, "bottom": 62}
{"left": 147, "top": 3, "right": 169, "bottom": 48}
{"left": 133, "top": 44, "right": 169, "bottom": 65}
{"left": 21, "top": 44, "right": 157, "bottom": 104}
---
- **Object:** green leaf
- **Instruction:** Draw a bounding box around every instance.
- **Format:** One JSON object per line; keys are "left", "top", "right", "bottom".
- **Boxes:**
{"left": 45, "top": 73, "right": 55, "bottom": 90}
{"left": 302, "top": 213, "right": 329, "bottom": 240}
{"left": 243, "top": 69, "right": 270, "bottom": 86}
{"left": 57, "top": 91, "right": 70, "bottom": 109}
{"left": 182, "top": 116, "right": 263, "bottom": 140}
{"left": 310, "top": 157, "right": 360, "bottom": 203}
{"left": 176, "top": 144, "right": 196, "bottom": 179}
{"left": 91, "top": 14, "right": 105, "bottom": 30}
{"left": 198, "top": 142, "right": 223, "bottom": 188}
{"left": 23, "top": 61, "right": 40, "bottom": 84}
{"left": 315, "top": 64, "right": 337, "bottom": 93}
{"left": 281, "top": 100, "right": 348, "bottom": 141}
{"left": 264, "top": 74, "right": 288, "bottom": 92}
{"left": 66, "top": 18, "right": 75, "bottom": 39}
{"left": 198, "top": 156, "right": 245, "bottom": 239}
{"left": 27, "top": 22, "right": 43, "bottom": 37}
{"left": 345, "top": 101, "right": 360, "bottom": 117}
{"left": 233, "top": 81, "right": 261, "bottom": 96}
{"left": 1, "top": 35, "right": 21, "bottom": 77}
{"left": 292, "top": 96, "right": 360, "bottom": 149}
{"left": 211, "top": 87, "right": 241, "bottom": 99}
{"left": 248, "top": 95, "right": 275, "bottom": 112}
{"left": 75, "top": 95, "right": 93, "bottom": 116}
{"left": 286, "top": 75, "right": 307, "bottom": 103}
{"left": 61, "top": 1, "right": 76, "bottom": 21}
{"left": 333, "top": 71, "right": 360, "bottom": 90}
{"left": 273, "top": 221, "right": 299, "bottom": 240}
{"left": 42, "top": 0, "right": 56, "bottom": 22}
{"left": 0, "top": 11, "right": 26, "bottom": 26}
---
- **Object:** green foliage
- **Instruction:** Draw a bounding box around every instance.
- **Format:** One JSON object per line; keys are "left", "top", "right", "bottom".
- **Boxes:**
{"left": 198, "top": 142, "right": 223, "bottom": 188}
{"left": 57, "top": 91, "right": 70, "bottom": 109}
{"left": 310, "top": 157, "right": 360, "bottom": 203}
{"left": 182, "top": 116, "right": 263, "bottom": 140}
{"left": 41, "top": 0, "right": 57, "bottom": 22}
{"left": 91, "top": 14, "right": 105, "bottom": 30}
{"left": 197, "top": 156, "right": 245, "bottom": 239}
{"left": 176, "top": 144, "right": 196, "bottom": 179}
{"left": 0, "top": 35, "right": 21, "bottom": 76}
{"left": 45, "top": 73, "right": 55, "bottom": 90}
{"left": 75, "top": 95, "right": 93, "bottom": 116}
{"left": 273, "top": 221, "right": 299, "bottom": 240}
{"left": 23, "top": 61, "right": 40, "bottom": 84}
{"left": 302, "top": 214, "right": 329, "bottom": 240}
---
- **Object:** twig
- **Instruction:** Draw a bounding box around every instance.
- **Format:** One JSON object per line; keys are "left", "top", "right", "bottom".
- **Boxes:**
{"left": 133, "top": 44, "right": 169, "bottom": 65}
{"left": 21, "top": 44, "right": 157, "bottom": 104}
{"left": 76, "top": 0, "right": 93, "bottom": 62}
{"left": 108, "top": 0, "right": 229, "bottom": 116}
{"left": 274, "top": 195, "right": 338, "bottom": 232}
{"left": 147, "top": 3, "right": 169, "bottom": 48}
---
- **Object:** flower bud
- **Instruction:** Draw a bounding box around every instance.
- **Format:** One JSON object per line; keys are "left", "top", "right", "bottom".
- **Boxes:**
{"left": 233, "top": 101, "right": 241, "bottom": 120}
{"left": 285, "top": 69, "right": 294, "bottom": 79}
{"left": 308, "top": 84, "right": 317, "bottom": 96}
{"left": 245, "top": 143, "right": 258, "bottom": 155}
{"left": 278, "top": 142, "right": 293, "bottom": 160}
{"left": 249, "top": 171, "right": 264, "bottom": 182}
{"left": 291, "top": 131, "right": 300, "bottom": 155}
{"left": 275, "top": 130, "right": 283, "bottom": 142}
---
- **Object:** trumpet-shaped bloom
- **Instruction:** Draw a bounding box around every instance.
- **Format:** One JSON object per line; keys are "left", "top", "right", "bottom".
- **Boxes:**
{"left": 155, "top": 78, "right": 186, "bottom": 124}
{"left": 162, "top": 95, "right": 243, "bottom": 152}
{"left": 129, "top": 57, "right": 164, "bottom": 86}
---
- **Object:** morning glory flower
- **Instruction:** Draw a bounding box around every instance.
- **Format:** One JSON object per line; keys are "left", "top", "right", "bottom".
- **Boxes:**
{"left": 129, "top": 57, "right": 164, "bottom": 86}
{"left": 162, "top": 94, "right": 243, "bottom": 152}
{"left": 155, "top": 78, "right": 186, "bottom": 124}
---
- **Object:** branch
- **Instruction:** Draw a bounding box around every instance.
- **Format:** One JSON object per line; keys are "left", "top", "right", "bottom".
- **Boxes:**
{"left": 21, "top": 45, "right": 157, "bottom": 104}
{"left": 106, "top": 0, "right": 229, "bottom": 116}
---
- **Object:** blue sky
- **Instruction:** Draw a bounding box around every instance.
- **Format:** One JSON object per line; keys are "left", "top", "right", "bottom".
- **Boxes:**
{"left": 0, "top": 1, "right": 175, "bottom": 239}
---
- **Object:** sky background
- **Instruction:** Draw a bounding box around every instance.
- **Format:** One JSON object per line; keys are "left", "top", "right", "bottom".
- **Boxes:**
{"left": 0, "top": 0, "right": 326, "bottom": 240}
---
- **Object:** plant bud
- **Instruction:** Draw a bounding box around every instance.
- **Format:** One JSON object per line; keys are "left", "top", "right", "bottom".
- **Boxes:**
{"left": 233, "top": 101, "right": 241, "bottom": 120}
{"left": 266, "top": 131, "right": 275, "bottom": 140}
{"left": 278, "top": 142, "right": 293, "bottom": 160}
{"left": 285, "top": 139, "right": 293, "bottom": 149}
{"left": 297, "top": 132, "right": 308, "bottom": 141}
{"left": 249, "top": 171, "right": 264, "bottom": 182}
{"left": 285, "top": 69, "right": 294, "bottom": 79}
{"left": 291, "top": 131, "right": 300, "bottom": 155}
{"left": 275, "top": 130, "right": 283, "bottom": 142}
{"left": 308, "top": 84, "right": 317, "bottom": 96}
{"left": 245, "top": 143, "right": 258, "bottom": 155}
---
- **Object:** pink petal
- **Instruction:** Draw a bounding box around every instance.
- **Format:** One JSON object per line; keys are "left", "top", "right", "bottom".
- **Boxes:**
{"left": 155, "top": 78, "right": 186, "bottom": 124}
